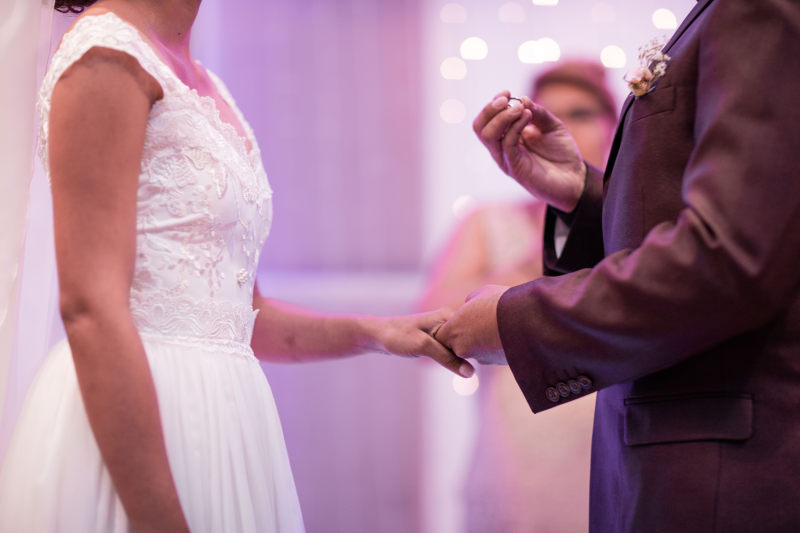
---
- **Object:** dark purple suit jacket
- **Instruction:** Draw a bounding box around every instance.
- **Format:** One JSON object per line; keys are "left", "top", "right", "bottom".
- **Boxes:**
{"left": 497, "top": 1, "right": 800, "bottom": 531}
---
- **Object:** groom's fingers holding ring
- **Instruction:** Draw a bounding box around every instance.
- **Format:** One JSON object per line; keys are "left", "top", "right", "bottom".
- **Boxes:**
{"left": 502, "top": 108, "right": 533, "bottom": 150}
{"left": 528, "top": 102, "right": 563, "bottom": 134}
{"left": 478, "top": 103, "right": 526, "bottom": 161}
{"left": 474, "top": 92, "right": 515, "bottom": 164}
{"left": 478, "top": 105, "right": 522, "bottom": 144}
{"left": 472, "top": 90, "right": 511, "bottom": 136}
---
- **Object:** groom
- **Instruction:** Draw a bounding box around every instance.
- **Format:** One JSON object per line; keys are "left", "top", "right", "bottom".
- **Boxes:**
{"left": 436, "top": 1, "right": 800, "bottom": 531}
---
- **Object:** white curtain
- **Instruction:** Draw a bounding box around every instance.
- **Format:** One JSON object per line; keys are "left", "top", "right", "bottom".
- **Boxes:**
{"left": 0, "top": 0, "right": 58, "bottom": 463}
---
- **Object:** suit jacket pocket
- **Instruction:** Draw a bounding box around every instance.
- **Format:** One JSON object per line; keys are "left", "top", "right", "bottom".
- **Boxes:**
{"left": 629, "top": 84, "right": 676, "bottom": 122}
{"left": 623, "top": 392, "right": 754, "bottom": 446}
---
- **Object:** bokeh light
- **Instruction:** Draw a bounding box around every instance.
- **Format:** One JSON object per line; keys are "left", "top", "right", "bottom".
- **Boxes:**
{"left": 440, "top": 2, "right": 467, "bottom": 24}
{"left": 652, "top": 8, "right": 678, "bottom": 30}
{"left": 498, "top": 2, "right": 526, "bottom": 23}
{"left": 537, "top": 38, "right": 561, "bottom": 62}
{"left": 451, "top": 194, "right": 476, "bottom": 217}
{"left": 518, "top": 38, "right": 560, "bottom": 64}
{"left": 453, "top": 374, "right": 480, "bottom": 396}
{"left": 440, "top": 57, "right": 467, "bottom": 80}
{"left": 518, "top": 40, "right": 543, "bottom": 64}
{"left": 532, "top": 0, "right": 558, "bottom": 6}
{"left": 600, "top": 45, "right": 627, "bottom": 69}
{"left": 460, "top": 37, "right": 489, "bottom": 60}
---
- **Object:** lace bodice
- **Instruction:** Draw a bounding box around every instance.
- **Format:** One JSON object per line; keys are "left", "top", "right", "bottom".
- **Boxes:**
{"left": 39, "top": 13, "right": 273, "bottom": 345}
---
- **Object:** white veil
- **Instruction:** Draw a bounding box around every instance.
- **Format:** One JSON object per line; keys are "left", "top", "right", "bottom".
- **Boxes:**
{"left": 0, "top": 0, "right": 60, "bottom": 463}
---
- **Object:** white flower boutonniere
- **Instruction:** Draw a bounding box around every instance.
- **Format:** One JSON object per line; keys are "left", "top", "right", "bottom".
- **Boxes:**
{"left": 625, "top": 37, "right": 671, "bottom": 97}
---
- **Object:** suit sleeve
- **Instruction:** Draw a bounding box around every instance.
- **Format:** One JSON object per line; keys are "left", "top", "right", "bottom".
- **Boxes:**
{"left": 498, "top": 0, "right": 800, "bottom": 413}
{"left": 542, "top": 164, "right": 605, "bottom": 276}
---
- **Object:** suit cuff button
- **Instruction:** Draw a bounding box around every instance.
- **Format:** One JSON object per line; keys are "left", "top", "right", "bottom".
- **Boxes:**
{"left": 556, "top": 382, "right": 571, "bottom": 398}
{"left": 567, "top": 379, "right": 582, "bottom": 395}
{"left": 577, "top": 375, "right": 593, "bottom": 391}
{"left": 545, "top": 387, "right": 560, "bottom": 403}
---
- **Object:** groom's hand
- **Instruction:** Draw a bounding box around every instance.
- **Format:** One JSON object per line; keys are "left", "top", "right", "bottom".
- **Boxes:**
{"left": 473, "top": 91, "right": 587, "bottom": 213}
{"left": 434, "top": 285, "right": 509, "bottom": 365}
{"left": 373, "top": 309, "right": 475, "bottom": 378}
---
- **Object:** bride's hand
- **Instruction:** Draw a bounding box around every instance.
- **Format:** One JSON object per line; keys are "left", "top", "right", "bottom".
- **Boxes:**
{"left": 368, "top": 310, "right": 475, "bottom": 378}
{"left": 473, "top": 91, "right": 586, "bottom": 213}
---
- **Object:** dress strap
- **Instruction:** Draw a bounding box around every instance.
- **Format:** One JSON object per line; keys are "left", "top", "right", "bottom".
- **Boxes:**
{"left": 37, "top": 12, "right": 176, "bottom": 172}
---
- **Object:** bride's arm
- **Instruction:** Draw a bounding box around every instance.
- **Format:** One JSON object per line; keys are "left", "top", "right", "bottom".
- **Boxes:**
{"left": 251, "top": 285, "right": 474, "bottom": 377}
{"left": 50, "top": 48, "right": 189, "bottom": 533}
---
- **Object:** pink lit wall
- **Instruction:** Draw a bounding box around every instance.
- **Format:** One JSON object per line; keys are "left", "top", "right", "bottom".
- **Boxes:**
{"left": 191, "top": 2, "right": 431, "bottom": 531}
{"left": 194, "top": 0, "right": 426, "bottom": 271}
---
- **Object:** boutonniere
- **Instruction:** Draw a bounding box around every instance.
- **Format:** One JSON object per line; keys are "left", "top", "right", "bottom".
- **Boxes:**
{"left": 625, "top": 37, "right": 671, "bottom": 97}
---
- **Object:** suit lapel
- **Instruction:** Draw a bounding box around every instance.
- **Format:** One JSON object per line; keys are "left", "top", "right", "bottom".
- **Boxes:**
{"left": 602, "top": 0, "right": 715, "bottom": 182}
{"left": 603, "top": 94, "right": 634, "bottom": 182}
{"left": 663, "top": 0, "right": 715, "bottom": 55}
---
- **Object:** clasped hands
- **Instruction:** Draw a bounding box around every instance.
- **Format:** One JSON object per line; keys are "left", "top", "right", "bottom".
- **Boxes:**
{"left": 431, "top": 284, "right": 510, "bottom": 370}
{"left": 376, "top": 285, "right": 507, "bottom": 379}
{"left": 372, "top": 284, "right": 505, "bottom": 379}
{"left": 406, "top": 91, "right": 587, "bottom": 376}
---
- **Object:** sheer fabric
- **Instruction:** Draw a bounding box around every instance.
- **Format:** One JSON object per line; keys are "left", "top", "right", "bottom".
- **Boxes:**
{"left": 0, "top": 0, "right": 57, "bottom": 463}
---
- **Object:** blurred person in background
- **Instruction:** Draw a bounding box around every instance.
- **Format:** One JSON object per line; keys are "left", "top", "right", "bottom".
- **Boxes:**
{"left": 419, "top": 60, "right": 617, "bottom": 533}
{"left": 439, "top": 2, "right": 800, "bottom": 531}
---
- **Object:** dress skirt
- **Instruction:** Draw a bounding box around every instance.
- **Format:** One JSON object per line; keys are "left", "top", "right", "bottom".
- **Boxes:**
{"left": 0, "top": 335, "right": 305, "bottom": 532}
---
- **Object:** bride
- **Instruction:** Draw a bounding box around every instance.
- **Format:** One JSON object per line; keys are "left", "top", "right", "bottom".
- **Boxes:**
{"left": 0, "top": 0, "right": 473, "bottom": 531}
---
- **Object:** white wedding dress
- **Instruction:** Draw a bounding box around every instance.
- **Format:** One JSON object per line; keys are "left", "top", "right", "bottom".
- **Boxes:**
{"left": 0, "top": 12, "right": 305, "bottom": 532}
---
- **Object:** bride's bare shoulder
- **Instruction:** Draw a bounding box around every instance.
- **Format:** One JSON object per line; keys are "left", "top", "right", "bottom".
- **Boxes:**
{"left": 53, "top": 6, "right": 163, "bottom": 104}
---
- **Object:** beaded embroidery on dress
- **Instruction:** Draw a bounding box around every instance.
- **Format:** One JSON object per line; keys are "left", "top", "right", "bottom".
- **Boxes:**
{"left": 0, "top": 12, "right": 305, "bottom": 532}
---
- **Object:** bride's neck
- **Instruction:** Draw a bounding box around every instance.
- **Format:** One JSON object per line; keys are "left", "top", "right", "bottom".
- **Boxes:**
{"left": 145, "top": 0, "right": 200, "bottom": 51}
{"left": 98, "top": 0, "right": 201, "bottom": 57}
